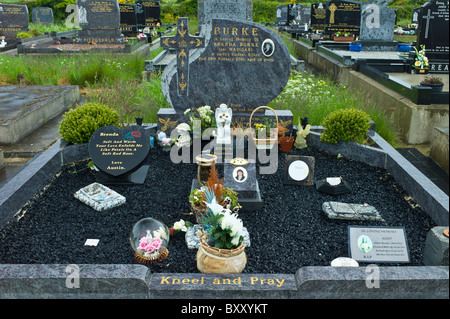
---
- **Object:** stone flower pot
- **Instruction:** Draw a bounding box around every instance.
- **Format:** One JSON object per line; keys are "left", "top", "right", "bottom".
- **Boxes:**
{"left": 420, "top": 82, "right": 444, "bottom": 93}
{"left": 197, "top": 234, "right": 247, "bottom": 274}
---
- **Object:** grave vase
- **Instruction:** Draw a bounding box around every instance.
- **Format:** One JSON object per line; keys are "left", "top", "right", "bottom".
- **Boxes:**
{"left": 197, "top": 234, "right": 247, "bottom": 274}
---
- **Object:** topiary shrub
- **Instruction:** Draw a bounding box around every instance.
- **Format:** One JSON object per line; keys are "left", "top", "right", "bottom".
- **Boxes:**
{"left": 58, "top": 103, "right": 120, "bottom": 144}
{"left": 320, "top": 108, "right": 371, "bottom": 144}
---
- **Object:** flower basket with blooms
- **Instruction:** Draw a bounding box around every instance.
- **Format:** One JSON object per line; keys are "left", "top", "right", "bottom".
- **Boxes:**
{"left": 413, "top": 45, "right": 429, "bottom": 72}
{"left": 420, "top": 75, "right": 444, "bottom": 92}
{"left": 333, "top": 31, "right": 355, "bottom": 42}
{"left": 189, "top": 161, "right": 241, "bottom": 224}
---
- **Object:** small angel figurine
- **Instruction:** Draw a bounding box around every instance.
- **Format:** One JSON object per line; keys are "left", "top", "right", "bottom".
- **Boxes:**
{"left": 215, "top": 104, "right": 232, "bottom": 144}
{"left": 294, "top": 117, "right": 311, "bottom": 149}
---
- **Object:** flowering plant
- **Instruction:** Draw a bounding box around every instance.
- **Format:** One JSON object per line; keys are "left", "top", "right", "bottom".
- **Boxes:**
{"left": 169, "top": 219, "right": 193, "bottom": 237}
{"left": 137, "top": 33, "right": 147, "bottom": 42}
{"left": 413, "top": 45, "right": 429, "bottom": 70}
{"left": 334, "top": 31, "right": 353, "bottom": 38}
{"left": 184, "top": 105, "right": 217, "bottom": 133}
{"left": 202, "top": 198, "right": 244, "bottom": 249}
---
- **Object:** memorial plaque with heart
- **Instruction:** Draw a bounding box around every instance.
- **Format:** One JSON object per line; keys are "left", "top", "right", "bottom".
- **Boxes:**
{"left": 88, "top": 125, "right": 150, "bottom": 177}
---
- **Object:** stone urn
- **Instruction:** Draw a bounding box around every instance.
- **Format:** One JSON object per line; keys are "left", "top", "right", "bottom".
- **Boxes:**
{"left": 197, "top": 234, "right": 247, "bottom": 273}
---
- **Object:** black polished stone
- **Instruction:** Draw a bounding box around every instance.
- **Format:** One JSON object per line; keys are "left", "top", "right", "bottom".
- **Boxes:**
{"left": 88, "top": 125, "right": 150, "bottom": 178}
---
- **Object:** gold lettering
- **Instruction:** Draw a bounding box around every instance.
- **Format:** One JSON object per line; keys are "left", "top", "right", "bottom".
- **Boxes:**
{"left": 214, "top": 27, "right": 221, "bottom": 35}
{"left": 242, "top": 28, "right": 249, "bottom": 35}
{"left": 252, "top": 28, "right": 259, "bottom": 36}
{"left": 232, "top": 27, "right": 238, "bottom": 35}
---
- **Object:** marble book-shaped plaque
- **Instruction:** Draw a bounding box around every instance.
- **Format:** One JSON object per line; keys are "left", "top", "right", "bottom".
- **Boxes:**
{"left": 322, "top": 201, "right": 383, "bottom": 221}
{"left": 74, "top": 182, "right": 126, "bottom": 212}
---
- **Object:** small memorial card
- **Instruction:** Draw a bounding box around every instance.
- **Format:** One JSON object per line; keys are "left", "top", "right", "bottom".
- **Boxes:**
{"left": 283, "top": 155, "right": 315, "bottom": 186}
{"left": 348, "top": 226, "right": 410, "bottom": 263}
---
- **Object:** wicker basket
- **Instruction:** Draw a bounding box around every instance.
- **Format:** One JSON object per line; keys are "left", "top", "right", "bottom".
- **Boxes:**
{"left": 249, "top": 106, "right": 279, "bottom": 149}
{"left": 197, "top": 234, "right": 247, "bottom": 273}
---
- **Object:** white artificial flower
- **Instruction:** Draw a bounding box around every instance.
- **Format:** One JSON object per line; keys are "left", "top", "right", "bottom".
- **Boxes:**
{"left": 206, "top": 198, "right": 225, "bottom": 215}
{"left": 184, "top": 108, "right": 191, "bottom": 115}
{"left": 173, "top": 220, "right": 187, "bottom": 232}
{"left": 231, "top": 235, "right": 241, "bottom": 246}
{"left": 157, "top": 131, "right": 167, "bottom": 141}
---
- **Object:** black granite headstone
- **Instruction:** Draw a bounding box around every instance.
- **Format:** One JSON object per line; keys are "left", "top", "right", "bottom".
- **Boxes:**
{"left": 119, "top": 3, "right": 138, "bottom": 34}
{"left": 141, "top": 0, "right": 161, "bottom": 28}
{"left": 417, "top": 0, "right": 449, "bottom": 73}
{"left": 310, "top": 3, "right": 327, "bottom": 31}
{"left": 287, "top": 4, "right": 297, "bottom": 25}
{"left": 0, "top": 4, "right": 29, "bottom": 42}
{"left": 412, "top": 7, "right": 420, "bottom": 24}
{"left": 324, "top": 0, "right": 361, "bottom": 39}
{"left": 161, "top": 18, "right": 291, "bottom": 116}
{"left": 276, "top": 5, "right": 288, "bottom": 26}
{"left": 296, "top": 5, "right": 311, "bottom": 26}
{"left": 76, "top": 0, "right": 124, "bottom": 44}
{"left": 88, "top": 125, "right": 150, "bottom": 184}
{"left": 32, "top": 7, "right": 54, "bottom": 25}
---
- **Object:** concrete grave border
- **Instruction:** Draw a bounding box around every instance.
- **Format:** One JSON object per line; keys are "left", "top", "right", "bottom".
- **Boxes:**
{"left": 0, "top": 129, "right": 448, "bottom": 298}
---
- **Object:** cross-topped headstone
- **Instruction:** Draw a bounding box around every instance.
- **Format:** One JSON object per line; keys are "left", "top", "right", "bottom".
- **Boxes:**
{"left": 160, "top": 17, "right": 205, "bottom": 96}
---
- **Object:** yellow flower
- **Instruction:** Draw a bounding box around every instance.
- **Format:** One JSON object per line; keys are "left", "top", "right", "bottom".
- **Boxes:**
{"left": 415, "top": 61, "right": 421, "bottom": 67}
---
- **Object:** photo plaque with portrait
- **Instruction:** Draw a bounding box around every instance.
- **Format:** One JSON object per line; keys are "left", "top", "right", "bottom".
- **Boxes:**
{"left": 283, "top": 155, "right": 315, "bottom": 186}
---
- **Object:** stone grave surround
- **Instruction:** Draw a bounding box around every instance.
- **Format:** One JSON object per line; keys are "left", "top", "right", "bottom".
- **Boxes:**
{"left": 76, "top": 0, "right": 124, "bottom": 44}
{"left": 158, "top": 18, "right": 293, "bottom": 136}
{"left": 323, "top": 0, "right": 361, "bottom": 40}
{"left": 32, "top": 7, "right": 54, "bottom": 25}
{"left": 0, "top": 4, "right": 29, "bottom": 42}
{"left": 416, "top": 0, "right": 449, "bottom": 73}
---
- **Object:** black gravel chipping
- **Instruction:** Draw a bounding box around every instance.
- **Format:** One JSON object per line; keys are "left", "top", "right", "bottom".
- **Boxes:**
{"left": 0, "top": 146, "right": 436, "bottom": 273}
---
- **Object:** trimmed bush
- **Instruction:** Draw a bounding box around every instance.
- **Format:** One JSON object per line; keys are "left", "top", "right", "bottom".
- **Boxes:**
{"left": 320, "top": 108, "right": 371, "bottom": 144}
{"left": 58, "top": 103, "right": 120, "bottom": 144}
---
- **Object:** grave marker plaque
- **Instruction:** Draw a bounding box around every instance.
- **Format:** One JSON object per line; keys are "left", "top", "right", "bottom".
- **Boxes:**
{"left": 76, "top": 0, "right": 124, "bottom": 44}
{"left": 88, "top": 125, "right": 150, "bottom": 184}
{"left": 0, "top": 4, "right": 29, "bottom": 42}
{"left": 119, "top": 3, "right": 138, "bottom": 34}
{"left": 283, "top": 155, "right": 315, "bottom": 186}
{"left": 32, "top": 7, "right": 54, "bottom": 25}
{"left": 348, "top": 226, "right": 410, "bottom": 263}
{"left": 417, "top": 0, "right": 449, "bottom": 73}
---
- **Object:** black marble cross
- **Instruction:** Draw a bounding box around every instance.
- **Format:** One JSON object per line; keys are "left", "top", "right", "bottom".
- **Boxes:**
{"left": 160, "top": 17, "right": 205, "bottom": 96}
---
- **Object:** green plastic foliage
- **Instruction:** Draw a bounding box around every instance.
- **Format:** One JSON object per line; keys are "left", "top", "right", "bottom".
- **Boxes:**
{"left": 320, "top": 108, "right": 371, "bottom": 144}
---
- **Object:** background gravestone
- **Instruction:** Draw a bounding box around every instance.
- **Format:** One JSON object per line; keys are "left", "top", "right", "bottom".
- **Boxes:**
{"left": 119, "top": 3, "right": 138, "bottom": 34}
{"left": 198, "top": 0, "right": 253, "bottom": 30}
{"left": 412, "top": 7, "right": 421, "bottom": 24}
{"left": 359, "top": 0, "right": 396, "bottom": 50}
{"left": 142, "top": 0, "right": 161, "bottom": 28}
{"left": 417, "top": 0, "right": 449, "bottom": 73}
{"left": 76, "top": 0, "right": 124, "bottom": 44}
{"left": 295, "top": 5, "right": 311, "bottom": 26}
{"left": 324, "top": 0, "right": 361, "bottom": 39}
{"left": 311, "top": 2, "right": 327, "bottom": 31}
{"left": 276, "top": 5, "right": 288, "bottom": 26}
{"left": 0, "top": 4, "right": 29, "bottom": 42}
{"left": 32, "top": 7, "right": 54, "bottom": 25}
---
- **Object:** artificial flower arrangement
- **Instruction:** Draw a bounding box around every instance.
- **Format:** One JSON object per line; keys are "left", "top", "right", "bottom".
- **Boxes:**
{"left": 189, "top": 161, "right": 241, "bottom": 223}
{"left": 334, "top": 31, "right": 353, "bottom": 38}
{"left": 136, "top": 227, "right": 168, "bottom": 259}
{"left": 137, "top": 33, "right": 147, "bottom": 42}
{"left": 156, "top": 131, "right": 175, "bottom": 150}
{"left": 169, "top": 219, "right": 193, "bottom": 237}
{"left": 202, "top": 197, "right": 245, "bottom": 249}
{"left": 413, "top": 44, "right": 429, "bottom": 70}
{"left": 184, "top": 105, "right": 217, "bottom": 137}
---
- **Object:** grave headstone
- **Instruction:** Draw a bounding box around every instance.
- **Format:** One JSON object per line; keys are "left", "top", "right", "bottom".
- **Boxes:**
{"left": 287, "top": 3, "right": 297, "bottom": 25}
{"left": 119, "top": 3, "right": 138, "bottom": 34}
{"left": 32, "top": 7, "right": 54, "bottom": 25}
{"left": 311, "top": 2, "right": 327, "bottom": 31}
{"left": 359, "top": 0, "right": 396, "bottom": 50}
{"left": 88, "top": 125, "right": 151, "bottom": 184}
{"left": 198, "top": 0, "right": 253, "bottom": 30}
{"left": 160, "top": 18, "right": 291, "bottom": 120}
{"left": 76, "top": 0, "right": 124, "bottom": 44}
{"left": 412, "top": 7, "right": 420, "bottom": 24}
{"left": 0, "top": 4, "right": 29, "bottom": 42}
{"left": 324, "top": 0, "right": 361, "bottom": 40}
{"left": 276, "top": 5, "right": 288, "bottom": 26}
{"left": 141, "top": 0, "right": 161, "bottom": 28}
{"left": 295, "top": 5, "right": 311, "bottom": 26}
{"left": 417, "top": 0, "right": 449, "bottom": 73}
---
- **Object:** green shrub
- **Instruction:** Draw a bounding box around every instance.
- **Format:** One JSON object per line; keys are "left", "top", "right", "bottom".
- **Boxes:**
{"left": 320, "top": 108, "right": 371, "bottom": 144}
{"left": 58, "top": 103, "right": 120, "bottom": 144}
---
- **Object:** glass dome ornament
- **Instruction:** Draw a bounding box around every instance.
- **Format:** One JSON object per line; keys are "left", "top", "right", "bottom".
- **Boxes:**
{"left": 130, "top": 218, "right": 170, "bottom": 265}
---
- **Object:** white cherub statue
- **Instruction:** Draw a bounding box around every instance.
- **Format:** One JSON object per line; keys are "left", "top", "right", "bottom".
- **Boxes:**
{"left": 0, "top": 37, "right": 7, "bottom": 48}
{"left": 215, "top": 104, "right": 232, "bottom": 144}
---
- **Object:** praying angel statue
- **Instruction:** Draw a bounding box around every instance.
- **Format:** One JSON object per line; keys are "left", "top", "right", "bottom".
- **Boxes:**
{"left": 215, "top": 104, "right": 232, "bottom": 144}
